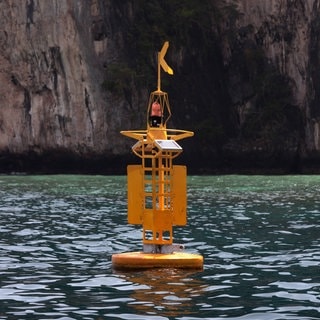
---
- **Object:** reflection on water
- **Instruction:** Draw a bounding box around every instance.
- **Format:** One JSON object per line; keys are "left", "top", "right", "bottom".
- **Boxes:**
{"left": 113, "top": 269, "right": 205, "bottom": 318}
{"left": 0, "top": 174, "right": 320, "bottom": 319}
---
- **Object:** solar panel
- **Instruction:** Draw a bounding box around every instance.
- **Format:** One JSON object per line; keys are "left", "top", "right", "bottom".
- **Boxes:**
{"left": 154, "top": 139, "right": 182, "bottom": 151}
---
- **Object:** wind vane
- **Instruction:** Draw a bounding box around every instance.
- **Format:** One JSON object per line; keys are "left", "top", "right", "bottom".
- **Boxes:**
{"left": 112, "top": 41, "right": 203, "bottom": 270}
{"left": 157, "top": 41, "right": 173, "bottom": 92}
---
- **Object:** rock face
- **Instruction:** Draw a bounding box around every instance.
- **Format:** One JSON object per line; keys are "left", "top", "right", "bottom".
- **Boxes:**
{"left": 0, "top": 1, "right": 119, "bottom": 160}
{"left": 215, "top": 0, "right": 320, "bottom": 172}
{"left": 0, "top": 0, "right": 320, "bottom": 173}
{"left": 229, "top": 0, "right": 320, "bottom": 152}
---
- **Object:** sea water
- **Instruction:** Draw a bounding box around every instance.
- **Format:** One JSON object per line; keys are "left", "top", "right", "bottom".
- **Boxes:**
{"left": 0, "top": 174, "right": 319, "bottom": 319}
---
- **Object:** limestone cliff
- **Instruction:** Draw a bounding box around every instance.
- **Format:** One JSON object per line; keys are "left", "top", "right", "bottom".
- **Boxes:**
{"left": 184, "top": 0, "right": 320, "bottom": 172}
{"left": 0, "top": 0, "right": 131, "bottom": 172}
{"left": 223, "top": 0, "right": 320, "bottom": 170}
{"left": 0, "top": 0, "right": 320, "bottom": 173}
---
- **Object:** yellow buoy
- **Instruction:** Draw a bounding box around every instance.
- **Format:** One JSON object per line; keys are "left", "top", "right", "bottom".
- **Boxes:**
{"left": 112, "top": 41, "right": 203, "bottom": 270}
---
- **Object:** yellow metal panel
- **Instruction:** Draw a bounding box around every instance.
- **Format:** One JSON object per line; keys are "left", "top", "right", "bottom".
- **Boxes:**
{"left": 142, "top": 210, "right": 153, "bottom": 230}
{"left": 153, "top": 210, "right": 173, "bottom": 230}
{"left": 127, "top": 165, "right": 143, "bottom": 224}
{"left": 147, "top": 128, "right": 167, "bottom": 140}
{"left": 172, "top": 165, "right": 187, "bottom": 226}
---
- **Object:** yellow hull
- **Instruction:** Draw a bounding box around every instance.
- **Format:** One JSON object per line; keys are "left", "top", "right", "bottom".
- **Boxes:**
{"left": 112, "top": 251, "right": 203, "bottom": 270}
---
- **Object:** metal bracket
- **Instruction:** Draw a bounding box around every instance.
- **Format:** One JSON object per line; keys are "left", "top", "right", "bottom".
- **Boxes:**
{"left": 143, "top": 243, "right": 185, "bottom": 254}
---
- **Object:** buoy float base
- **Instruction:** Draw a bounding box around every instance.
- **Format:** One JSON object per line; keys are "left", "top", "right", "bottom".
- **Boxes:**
{"left": 112, "top": 251, "right": 203, "bottom": 270}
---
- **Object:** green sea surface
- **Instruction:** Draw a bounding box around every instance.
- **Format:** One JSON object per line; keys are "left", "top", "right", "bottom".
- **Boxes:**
{"left": 0, "top": 174, "right": 319, "bottom": 319}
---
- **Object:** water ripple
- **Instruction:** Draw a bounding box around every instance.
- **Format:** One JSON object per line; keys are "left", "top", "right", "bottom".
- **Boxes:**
{"left": 0, "top": 175, "right": 319, "bottom": 319}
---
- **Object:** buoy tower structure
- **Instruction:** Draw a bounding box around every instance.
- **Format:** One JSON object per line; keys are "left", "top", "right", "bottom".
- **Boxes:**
{"left": 112, "top": 42, "right": 203, "bottom": 270}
